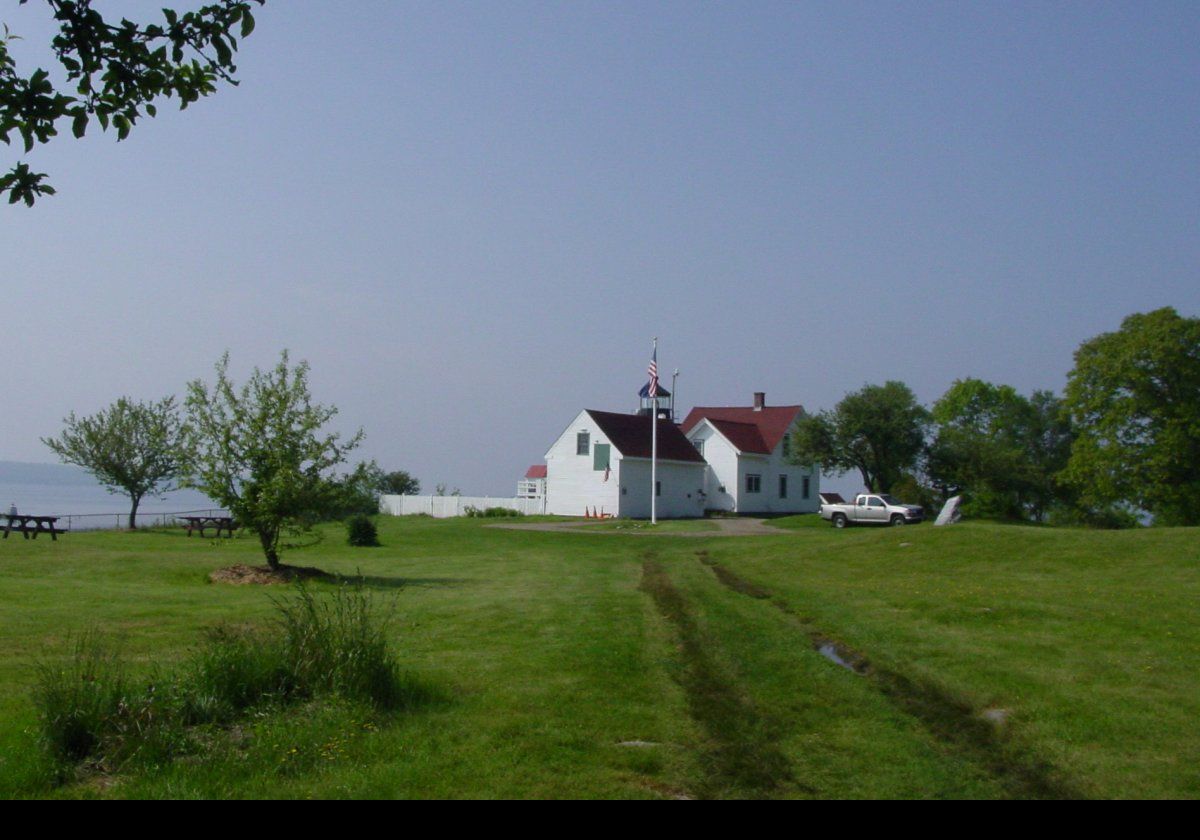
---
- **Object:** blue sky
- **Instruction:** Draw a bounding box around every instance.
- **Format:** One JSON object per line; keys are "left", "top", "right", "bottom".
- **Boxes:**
{"left": 2, "top": 1, "right": 1197, "bottom": 497}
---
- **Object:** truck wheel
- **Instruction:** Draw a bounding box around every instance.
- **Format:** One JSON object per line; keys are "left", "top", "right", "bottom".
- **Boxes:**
{"left": 890, "top": 514, "right": 906, "bottom": 527}
{"left": 833, "top": 513, "right": 848, "bottom": 529}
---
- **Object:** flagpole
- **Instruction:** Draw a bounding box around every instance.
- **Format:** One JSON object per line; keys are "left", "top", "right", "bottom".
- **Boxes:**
{"left": 651, "top": 337, "right": 658, "bottom": 525}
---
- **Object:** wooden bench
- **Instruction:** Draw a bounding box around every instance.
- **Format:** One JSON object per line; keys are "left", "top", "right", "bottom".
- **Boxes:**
{"left": 3, "top": 515, "right": 62, "bottom": 541}
{"left": 180, "top": 516, "right": 238, "bottom": 538}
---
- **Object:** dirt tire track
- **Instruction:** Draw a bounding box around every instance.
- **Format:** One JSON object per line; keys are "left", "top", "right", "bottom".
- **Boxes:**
{"left": 696, "top": 552, "right": 1083, "bottom": 800}
{"left": 639, "top": 554, "right": 799, "bottom": 799}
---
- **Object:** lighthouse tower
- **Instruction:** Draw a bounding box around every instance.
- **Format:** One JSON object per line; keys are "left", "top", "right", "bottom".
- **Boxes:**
{"left": 637, "top": 381, "right": 673, "bottom": 421}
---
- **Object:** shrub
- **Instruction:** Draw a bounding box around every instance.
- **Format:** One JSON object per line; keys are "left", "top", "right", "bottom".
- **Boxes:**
{"left": 464, "top": 506, "right": 523, "bottom": 518}
{"left": 346, "top": 514, "right": 380, "bottom": 547}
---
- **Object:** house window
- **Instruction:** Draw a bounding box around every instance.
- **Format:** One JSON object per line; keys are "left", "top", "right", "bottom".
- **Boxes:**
{"left": 782, "top": 436, "right": 791, "bottom": 458}
{"left": 746, "top": 474, "right": 761, "bottom": 494}
{"left": 693, "top": 438, "right": 704, "bottom": 457}
{"left": 656, "top": 481, "right": 662, "bottom": 497}
{"left": 779, "top": 474, "right": 788, "bottom": 499}
{"left": 576, "top": 431, "right": 590, "bottom": 455}
{"left": 802, "top": 476, "right": 811, "bottom": 499}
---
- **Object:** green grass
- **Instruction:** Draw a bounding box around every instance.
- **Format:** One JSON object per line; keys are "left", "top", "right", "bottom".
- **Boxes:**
{"left": 0, "top": 517, "right": 1196, "bottom": 798}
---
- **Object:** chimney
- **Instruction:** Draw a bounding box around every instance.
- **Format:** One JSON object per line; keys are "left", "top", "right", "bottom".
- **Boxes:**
{"left": 753, "top": 392, "right": 765, "bottom": 411}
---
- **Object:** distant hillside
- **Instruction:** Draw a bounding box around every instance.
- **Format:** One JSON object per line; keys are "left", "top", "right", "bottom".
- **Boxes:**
{"left": 0, "top": 461, "right": 98, "bottom": 486}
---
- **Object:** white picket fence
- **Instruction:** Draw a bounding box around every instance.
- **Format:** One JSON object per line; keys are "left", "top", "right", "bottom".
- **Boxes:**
{"left": 380, "top": 494, "right": 546, "bottom": 518}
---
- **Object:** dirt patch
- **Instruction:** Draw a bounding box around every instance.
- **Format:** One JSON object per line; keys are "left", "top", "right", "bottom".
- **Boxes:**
{"left": 208, "top": 564, "right": 334, "bottom": 586}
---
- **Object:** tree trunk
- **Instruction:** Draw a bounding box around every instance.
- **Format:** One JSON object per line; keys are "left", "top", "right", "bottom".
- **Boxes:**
{"left": 128, "top": 495, "right": 141, "bottom": 530}
{"left": 258, "top": 529, "right": 280, "bottom": 570}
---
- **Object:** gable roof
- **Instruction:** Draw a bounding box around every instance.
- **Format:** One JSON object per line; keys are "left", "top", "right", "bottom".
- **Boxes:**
{"left": 524, "top": 465, "right": 547, "bottom": 479}
{"left": 705, "top": 418, "right": 770, "bottom": 454}
{"left": 585, "top": 410, "right": 706, "bottom": 464}
{"left": 681, "top": 404, "right": 804, "bottom": 453}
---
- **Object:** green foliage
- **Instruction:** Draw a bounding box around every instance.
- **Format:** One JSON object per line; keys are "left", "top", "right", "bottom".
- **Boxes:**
{"left": 41, "top": 395, "right": 183, "bottom": 529}
{"left": 1, "top": 1, "right": 264, "bottom": 205}
{"left": 33, "top": 631, "right": 127, "bottom": 763}
{"left": 274, "top": 585, "right": 411, "bottom": 710}
{"left": 346, "top": 514, "right": 380, "bottom": 547}
{"left": 463, "top": 506, "right": 523, "bottom": 518}
{"left": 888, "top": 472, "right": 939, "bottom": 514}
{"left": 380, "top": 469, "right": 420, "bottom": 496}
{"left": 926, "top": 379, "right": 1073, "bottom": 521}
{"left": 1063, "top": 308, "right": 1200, "bottom": 526}
{"left": 33, "top": 585, "right": 419, "bottom": 774}
{"left": 180, "top": 351, "right": 363, "bottom": 569}
{"left": 790, "top": 381, "right": 929, "bottom": 493}
{"left": 329, "top": 460, "right": 386, "bottom": 519}
{"left": 175, "top": 624, "right": 289, "bottom": 723}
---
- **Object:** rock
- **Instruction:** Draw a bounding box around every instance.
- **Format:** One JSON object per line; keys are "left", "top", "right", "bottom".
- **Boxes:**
{"left": 934, "top": 496, "right": 964, "bottom": 526}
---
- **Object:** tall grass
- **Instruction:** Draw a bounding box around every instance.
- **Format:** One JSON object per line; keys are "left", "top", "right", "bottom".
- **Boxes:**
{"left": 33, "top": 632, "right": 128, "bottom": 763}
{"left": 33, "top": 584, "right": 426, "bottom": 774}
{"left": 275, "top": 584, "right": 410, "bottom": 709}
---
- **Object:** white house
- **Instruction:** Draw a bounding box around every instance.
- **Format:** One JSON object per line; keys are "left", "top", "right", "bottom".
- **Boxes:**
{"left": 680, "top": 392, "right": 819, "bottom": 515}
{"left": 544, "top": 408, "right": 708, "bottom": 518}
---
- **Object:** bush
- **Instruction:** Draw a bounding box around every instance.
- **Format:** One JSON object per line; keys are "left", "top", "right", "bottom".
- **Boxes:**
{"left": 463, "top": 506, "right": 523, "bottom": 518}
{"left": 346, "top": 514, "right": 380, "bottom": 546}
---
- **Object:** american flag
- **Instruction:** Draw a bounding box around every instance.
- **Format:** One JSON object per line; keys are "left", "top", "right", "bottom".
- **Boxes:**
{"left": 647, "top": 347, "right": 658, "bottom": 398}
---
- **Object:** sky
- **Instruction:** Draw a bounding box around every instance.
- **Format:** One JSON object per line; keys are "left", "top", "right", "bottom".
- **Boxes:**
{"left": 2, "top": 1, "right": 1198, "bottom": 498}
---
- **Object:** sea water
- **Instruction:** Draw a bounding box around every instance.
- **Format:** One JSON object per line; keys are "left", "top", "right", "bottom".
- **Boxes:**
{"left": 0, "top": 461, "right": 221, "bottom": 527}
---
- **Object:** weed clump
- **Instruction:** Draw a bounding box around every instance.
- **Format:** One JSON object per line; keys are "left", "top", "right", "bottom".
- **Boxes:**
{"left": 33, "top": 584, "right": 427, "bottom": 774}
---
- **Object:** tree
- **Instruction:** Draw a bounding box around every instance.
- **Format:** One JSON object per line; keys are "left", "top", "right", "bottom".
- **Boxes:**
{"left": 180, "top": 351, "right": 363, "bottom": 570}
{"left": 1, "top": 0, "right": 263, "bottom": 205}
{"left": 1063, "top": 308, "right": 1200, "bottom": 526}
{"left": 790, "top": 381, "right": 929, "bottom": 494}
{"left": 42, "top": 395, "right": 182, "bottom": 529}
{"left": 380, "top": 470, "right": 419, "bottom": 496}
{"left": 330, "top": 460, "right": 387, "bottom": 519}
{"left": 925, "top": 379, "right": 1072, "bottom": 521}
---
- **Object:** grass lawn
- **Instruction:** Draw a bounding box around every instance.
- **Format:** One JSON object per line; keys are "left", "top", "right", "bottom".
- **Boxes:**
{"left": 0, "top": 516, "right": 1196, "bottom": 799}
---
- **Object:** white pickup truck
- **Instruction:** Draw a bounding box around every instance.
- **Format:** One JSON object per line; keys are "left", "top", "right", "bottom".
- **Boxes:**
{"left": 818, "top": 493, "right": 925, "bottom": 528}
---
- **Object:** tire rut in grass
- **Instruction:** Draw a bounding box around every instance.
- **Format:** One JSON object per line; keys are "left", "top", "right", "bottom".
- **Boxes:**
{"left": 695, "top": 551, "right": 1082, "bottom": 800}
{"left": 639, "top": 554, "right": 796, "bottom": 799}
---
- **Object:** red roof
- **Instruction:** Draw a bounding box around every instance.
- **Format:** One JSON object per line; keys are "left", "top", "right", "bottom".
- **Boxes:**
{"left": 524, "top": 465, "right": 547, "bottom": 479}
{"left": 586, "top": 410, "right": 707, "bottom": 464}
{"left": 681, "top": 404, "right": 804, "bottom": 453}
{"left": 707, "top": 419, "right": 769, "bottom": 454}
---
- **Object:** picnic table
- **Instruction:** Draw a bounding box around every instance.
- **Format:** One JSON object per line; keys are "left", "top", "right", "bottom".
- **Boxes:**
{"left": 180, "top": 516, "right": 238, "bottom": 538}
{"left": 3, "top": 514, "right": 63, "bottom": 541}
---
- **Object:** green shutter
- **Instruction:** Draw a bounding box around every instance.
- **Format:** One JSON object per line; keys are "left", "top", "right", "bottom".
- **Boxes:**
{"left": 593, "top": 443, "right": 610, "bottom": 471}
